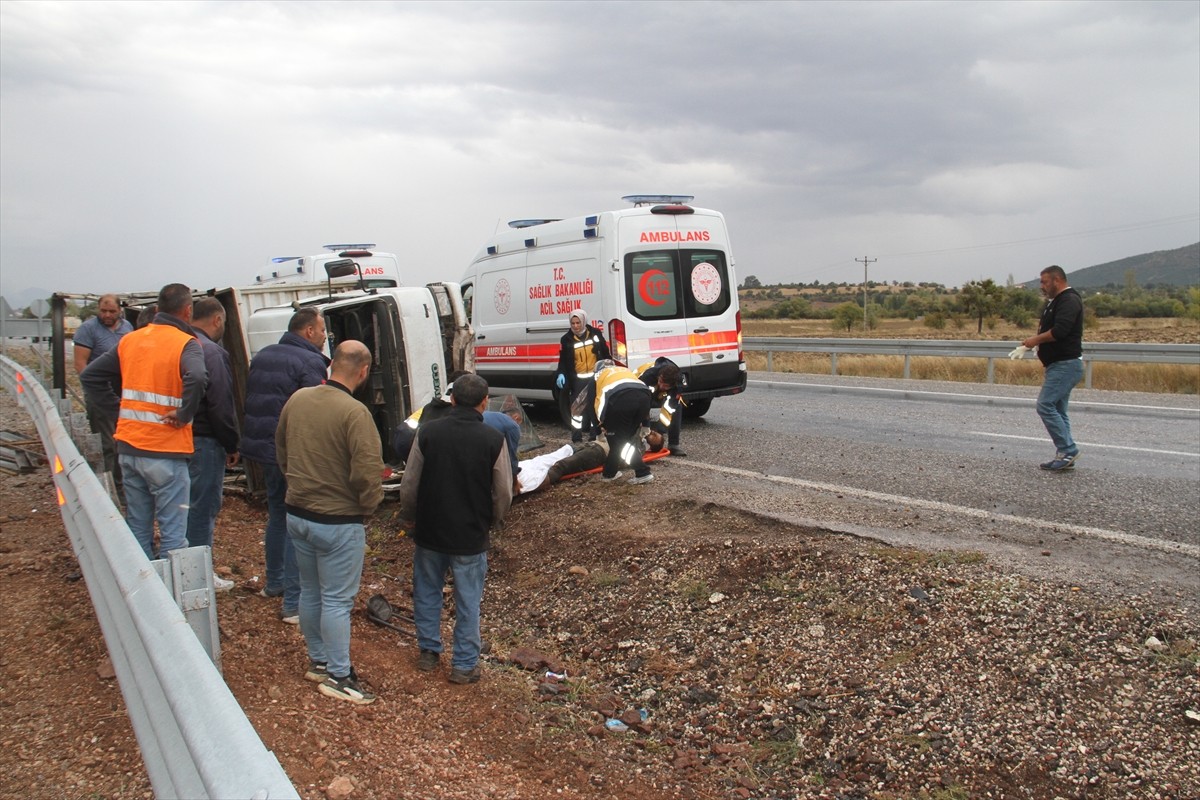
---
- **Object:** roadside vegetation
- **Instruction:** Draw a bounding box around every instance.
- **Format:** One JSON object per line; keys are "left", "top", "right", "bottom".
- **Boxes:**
{"left": 740, "top": 274, "right": 1200, "bottom": 330}
{"left": 740, "top": 278, "right": 1200, "bottom": 394}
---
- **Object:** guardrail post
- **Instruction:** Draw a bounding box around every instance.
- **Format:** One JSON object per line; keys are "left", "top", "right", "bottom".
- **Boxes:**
{"left": 831, "top": 353, "right": 838, "bottom": 376}
{"left": 903, "top": 355, "right": 911, "bottom": 380}
{"left": 986, "top": 357, "right": 995, "bottom": 384}
{"left": 766, "top": 350, "right": 774, "bottom": 373}
{"left": 1085, "top": 358, "right": 1093, "bottom": 389}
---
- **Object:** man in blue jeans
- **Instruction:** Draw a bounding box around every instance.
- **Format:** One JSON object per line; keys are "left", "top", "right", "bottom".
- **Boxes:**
{"left": 1022, "top": 265, "right": 1085, "bottom": 472}
{"left": 276, "top": 341, "right": 383, "bottom": 705}
{"left": 398, "top": 373, "right": 513, "bottom": 685}
{"left": 240, "top": 308, "right": 330, "bottom": 623}
{"left": 185, "top": 298, "right": 240, "bottom": 591}
{"left": 80, "top": 284, "right": 207, "bottom": 559}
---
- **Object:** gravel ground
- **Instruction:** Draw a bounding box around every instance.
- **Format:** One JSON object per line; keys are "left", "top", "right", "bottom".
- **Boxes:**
{"left": 1, "top": 348, "right": 1198, "bottom": 799}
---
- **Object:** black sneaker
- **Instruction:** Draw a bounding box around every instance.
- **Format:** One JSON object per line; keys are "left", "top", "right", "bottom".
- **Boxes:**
{"left": 305, "top": 662, "right": 328, "bottom": 683}
{"left": 667, "top": 447, "right": 687, "bottom": 457}
{"left": 417, "top": 649, "right": 439, "bottom": 672}
{"left": 448, "top": 666, "right": 481, "bottom": 685}
{"left": 319, "top": 669, "right": 376, "bottom": 705}
{"left": 1039, "top": 452, "right": 1078, "bottom": 472}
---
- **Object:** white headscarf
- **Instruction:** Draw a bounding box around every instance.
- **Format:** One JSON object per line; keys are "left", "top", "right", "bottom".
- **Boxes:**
{"left": 569, "top": 309, "right": 589, "bottom": 329}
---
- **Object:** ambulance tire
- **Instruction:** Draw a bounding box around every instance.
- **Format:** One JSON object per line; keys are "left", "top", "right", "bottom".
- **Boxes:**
{"left": 682, "top": 398, "right": 711, "bottom": 419}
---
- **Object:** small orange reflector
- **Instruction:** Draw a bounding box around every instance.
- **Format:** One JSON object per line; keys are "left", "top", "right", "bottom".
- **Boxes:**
{"left": 54, "top": 455, "right": 63, "bottom": 474}
{"left": 57, "top": 486, "right": 66, "bottom": 506}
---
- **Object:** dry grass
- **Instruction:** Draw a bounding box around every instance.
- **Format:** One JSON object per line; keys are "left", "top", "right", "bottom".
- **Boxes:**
{"left": 743, "top": 317, "right": 1200, "bottom": 394}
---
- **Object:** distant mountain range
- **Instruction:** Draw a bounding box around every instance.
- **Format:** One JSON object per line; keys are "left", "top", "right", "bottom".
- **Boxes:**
{"left": 1025, "top": 242, "right": 1199, "bottom": 290}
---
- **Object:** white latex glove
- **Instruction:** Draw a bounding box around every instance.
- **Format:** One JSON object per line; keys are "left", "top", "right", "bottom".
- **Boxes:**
{"left": 1008, "top": 345, "right": 1031, "bottom": 360}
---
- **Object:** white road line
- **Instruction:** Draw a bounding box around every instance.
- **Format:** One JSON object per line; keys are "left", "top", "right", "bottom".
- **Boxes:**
{"left": 971, "top": 431, "right": 1200, "bottom": 457}
{"left": 673, "top": 460, "right": 1200, "bottom": 559}
{"left": 751, "top": 379, "right": 1200, "bottom": 414}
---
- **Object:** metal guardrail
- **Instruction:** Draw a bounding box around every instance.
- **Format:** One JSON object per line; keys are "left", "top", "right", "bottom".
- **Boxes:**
{"left": 0, "top": 354, "right": 299, "bottom": 800}
{"left": 743, "top": 337, "right": 1200, "bottom": 389}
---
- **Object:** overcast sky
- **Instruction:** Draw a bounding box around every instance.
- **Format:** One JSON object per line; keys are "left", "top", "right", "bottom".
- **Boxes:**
{"left": 2, "top": 0, "right": 1197, "bottom": 303}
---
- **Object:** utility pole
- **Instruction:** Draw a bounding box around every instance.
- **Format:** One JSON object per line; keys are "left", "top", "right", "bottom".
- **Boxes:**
{"left": 855, "top": 256, "right": 876, "bottom": 331}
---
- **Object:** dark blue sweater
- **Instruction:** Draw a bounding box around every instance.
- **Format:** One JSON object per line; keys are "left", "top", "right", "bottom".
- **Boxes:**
{"left": 239, "top": 332, "right": 329, "bottom": 465}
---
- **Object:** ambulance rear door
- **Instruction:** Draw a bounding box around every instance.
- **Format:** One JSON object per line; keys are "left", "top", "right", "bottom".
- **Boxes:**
{"left": 617, "top": 206, "right": 742, "bottom": 410}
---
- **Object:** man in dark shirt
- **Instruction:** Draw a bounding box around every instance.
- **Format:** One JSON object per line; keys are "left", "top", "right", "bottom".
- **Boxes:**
{"left": 186, "top": 298, "right": 241, "bottom": 591}
{"left": 1022, "top": 265, "right": 1085, "bottom": 471}
{"left": 397, "top": 373, "right": 513, "bottom": 685}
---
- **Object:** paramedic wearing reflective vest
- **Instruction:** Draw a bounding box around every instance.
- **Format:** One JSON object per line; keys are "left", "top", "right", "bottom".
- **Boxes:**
{"left": 81, "top": 283, "right": 207, "bottom": 560}
{"left": 636, "top": 357, "right": 686, "bottom": 457}
{"left": 593, "top": 361, "right": 655, "bottom": 485}
{"left": 555, "top": 309, "right": 610, "bottom": 442}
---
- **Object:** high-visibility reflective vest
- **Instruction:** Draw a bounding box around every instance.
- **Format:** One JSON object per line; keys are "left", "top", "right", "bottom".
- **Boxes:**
{"left": 114, "top": 324, "right": 194, "bottom": 454}
{"left": 634, "top": 361, "right": 679, "bottom": 429}
{"left": 594, "top": 366, "right": 649, "bottom": 422}
{"left": 572, "top": 333, "right": 602, "bottom": 377}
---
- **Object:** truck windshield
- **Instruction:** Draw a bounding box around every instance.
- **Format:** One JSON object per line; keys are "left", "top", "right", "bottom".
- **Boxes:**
{"left": 624, "top": 249, "right": 731, "bottom": 321}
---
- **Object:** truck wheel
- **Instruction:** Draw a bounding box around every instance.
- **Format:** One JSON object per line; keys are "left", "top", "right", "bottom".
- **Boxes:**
{"left": 683, "top": 398, "right": 711, "bottom": 419}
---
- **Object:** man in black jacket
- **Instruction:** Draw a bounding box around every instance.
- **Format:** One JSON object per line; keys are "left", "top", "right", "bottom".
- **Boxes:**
{"left": 1022, "top": 265, "right": 1085, "bottom": 471}
{"left": 397, "top": 374, "right": 513, "bottom": 684}
{"left": 186, "top": 298, "right": 241, "bottom": 591}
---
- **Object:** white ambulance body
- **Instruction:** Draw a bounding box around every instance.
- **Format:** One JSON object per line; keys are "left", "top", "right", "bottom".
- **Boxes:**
{"left": 251, "top": 244, "right": 403, "bottom": 289}
{"left": 462, "top": 196, "right": 746, "bottom": 417}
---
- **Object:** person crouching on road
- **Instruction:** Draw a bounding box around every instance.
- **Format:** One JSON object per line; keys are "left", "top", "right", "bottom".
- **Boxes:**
{"left": 555, "top": 309, "right": 610, "bottom": 442}
{"left": 275, "top": 340, "right": 383, "bottom": 705}
{"left": 594, "top": 360, "right": 656, "bottom": 485}
{"left": 397, "top": 373, "right": 514, "bottom": 685}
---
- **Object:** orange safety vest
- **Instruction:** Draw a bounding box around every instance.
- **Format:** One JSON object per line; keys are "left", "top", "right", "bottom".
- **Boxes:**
{"left": 114, "top": 323, "right": 195, "bottom": 455}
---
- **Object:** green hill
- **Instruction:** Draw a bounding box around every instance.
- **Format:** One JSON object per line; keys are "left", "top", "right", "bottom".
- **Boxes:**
{"left": 1025, "top": 242, "right": 1199, "bottom": 289}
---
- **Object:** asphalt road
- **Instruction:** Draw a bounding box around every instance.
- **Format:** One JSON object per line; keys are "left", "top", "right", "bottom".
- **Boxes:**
{"left": 643, "top": 372, "right": 1200, "bottom": 598}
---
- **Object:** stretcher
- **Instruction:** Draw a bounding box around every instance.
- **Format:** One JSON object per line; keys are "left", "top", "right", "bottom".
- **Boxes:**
{"left": 557, "top": 447, "right": 671, "bottom": 481}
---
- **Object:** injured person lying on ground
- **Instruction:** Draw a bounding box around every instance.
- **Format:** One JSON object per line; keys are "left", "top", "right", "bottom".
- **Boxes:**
{"left": 517, "top": 428, "right": 664, "bottom": 493}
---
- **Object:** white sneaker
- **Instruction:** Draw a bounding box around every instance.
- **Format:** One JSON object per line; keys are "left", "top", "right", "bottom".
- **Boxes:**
{"left": 213, "top": 575, "right": 235, "bottom": 593}
{"left": 600, "top": 471, "right": 622, "bottom": 482}
{"left": 628, "top": 473, "right": 655, "bottom": 485}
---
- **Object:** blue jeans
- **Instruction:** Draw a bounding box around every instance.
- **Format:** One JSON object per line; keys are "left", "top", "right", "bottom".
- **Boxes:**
{"left": 186, "top": 436, "right": 225, "bottom": 549}
{"left": 287, "top": 515, "right": 365, "bottom": 679}
{"left": 412, "top": 546, "right": 488, "bottom": 671}
{"left": 260, "top": 461, "right": 301, "bottom": 612}
{"left": 120, "top": 454, "right": 190, "bottom": 560}
{"left": 1037, "top": 358, "right": 1084, "bottom": 456}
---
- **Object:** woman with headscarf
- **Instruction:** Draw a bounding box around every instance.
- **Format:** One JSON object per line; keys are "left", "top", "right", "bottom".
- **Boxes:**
{"left": 555, "top": 308, "right": 610, "bottom": 442}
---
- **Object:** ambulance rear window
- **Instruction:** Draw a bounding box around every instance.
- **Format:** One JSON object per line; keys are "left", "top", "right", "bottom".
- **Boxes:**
{"left": 624, "top": 249, "right": 731, "bottom": 320}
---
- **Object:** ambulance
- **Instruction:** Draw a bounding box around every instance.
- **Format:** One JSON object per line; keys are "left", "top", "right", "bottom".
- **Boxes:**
{"left": 461, "top": 195, "right": 746, "bottom": 418}
{"left": 251, "top": 243, "right": 402, "bottom": 288}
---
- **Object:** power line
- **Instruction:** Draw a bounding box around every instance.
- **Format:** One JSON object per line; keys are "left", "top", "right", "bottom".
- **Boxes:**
{"left": 782, "top": 212, "right": 1199, "bottom": 283}
{"left": 878, "top": 213, "right": 1200, "bottom": 260}
{"left": 855, "top": 256, "right": 876, "bottom": 331}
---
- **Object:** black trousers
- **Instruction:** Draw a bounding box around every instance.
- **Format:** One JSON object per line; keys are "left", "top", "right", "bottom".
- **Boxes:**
{"left": 601, "top": 389, "right": 652, "bottom": 478}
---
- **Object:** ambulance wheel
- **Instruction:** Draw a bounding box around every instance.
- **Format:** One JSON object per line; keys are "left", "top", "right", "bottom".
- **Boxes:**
{"left": 683, "top": 398, "right": 711, "bottom": 419}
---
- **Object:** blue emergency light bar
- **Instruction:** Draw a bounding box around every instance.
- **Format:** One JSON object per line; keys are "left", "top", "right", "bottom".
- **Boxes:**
{"left": 622, "top": 195, "right": 694, "bottom": 206}
{"left": 323, "top": 243, "right": 376, "bottom": 251}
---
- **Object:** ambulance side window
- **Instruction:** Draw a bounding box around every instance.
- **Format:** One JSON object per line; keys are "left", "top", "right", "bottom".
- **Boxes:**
{"left": 681, "top": 250, "right": 731, "bottom": 317}
{"left": 625, "top": 250, "right": 680, "bottom": 320}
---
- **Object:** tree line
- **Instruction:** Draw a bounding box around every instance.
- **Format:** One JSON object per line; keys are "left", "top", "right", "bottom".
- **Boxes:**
{"left": 740, "top": 275, "right": 1200, "bottom": 333}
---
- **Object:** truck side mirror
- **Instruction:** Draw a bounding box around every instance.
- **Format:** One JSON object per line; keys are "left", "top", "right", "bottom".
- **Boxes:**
{"left": 324, "top": 258, "right": 365, "bottom": 298}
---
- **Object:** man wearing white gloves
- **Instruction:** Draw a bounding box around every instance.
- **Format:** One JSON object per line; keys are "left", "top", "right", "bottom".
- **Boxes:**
{"left": 1021, "top": 265, "right": 1085, "bottom": 472}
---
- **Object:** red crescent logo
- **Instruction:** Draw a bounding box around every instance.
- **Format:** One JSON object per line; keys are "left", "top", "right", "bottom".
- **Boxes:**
{"left": 638, "top": 270, "right": 667, "bottom": 306}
